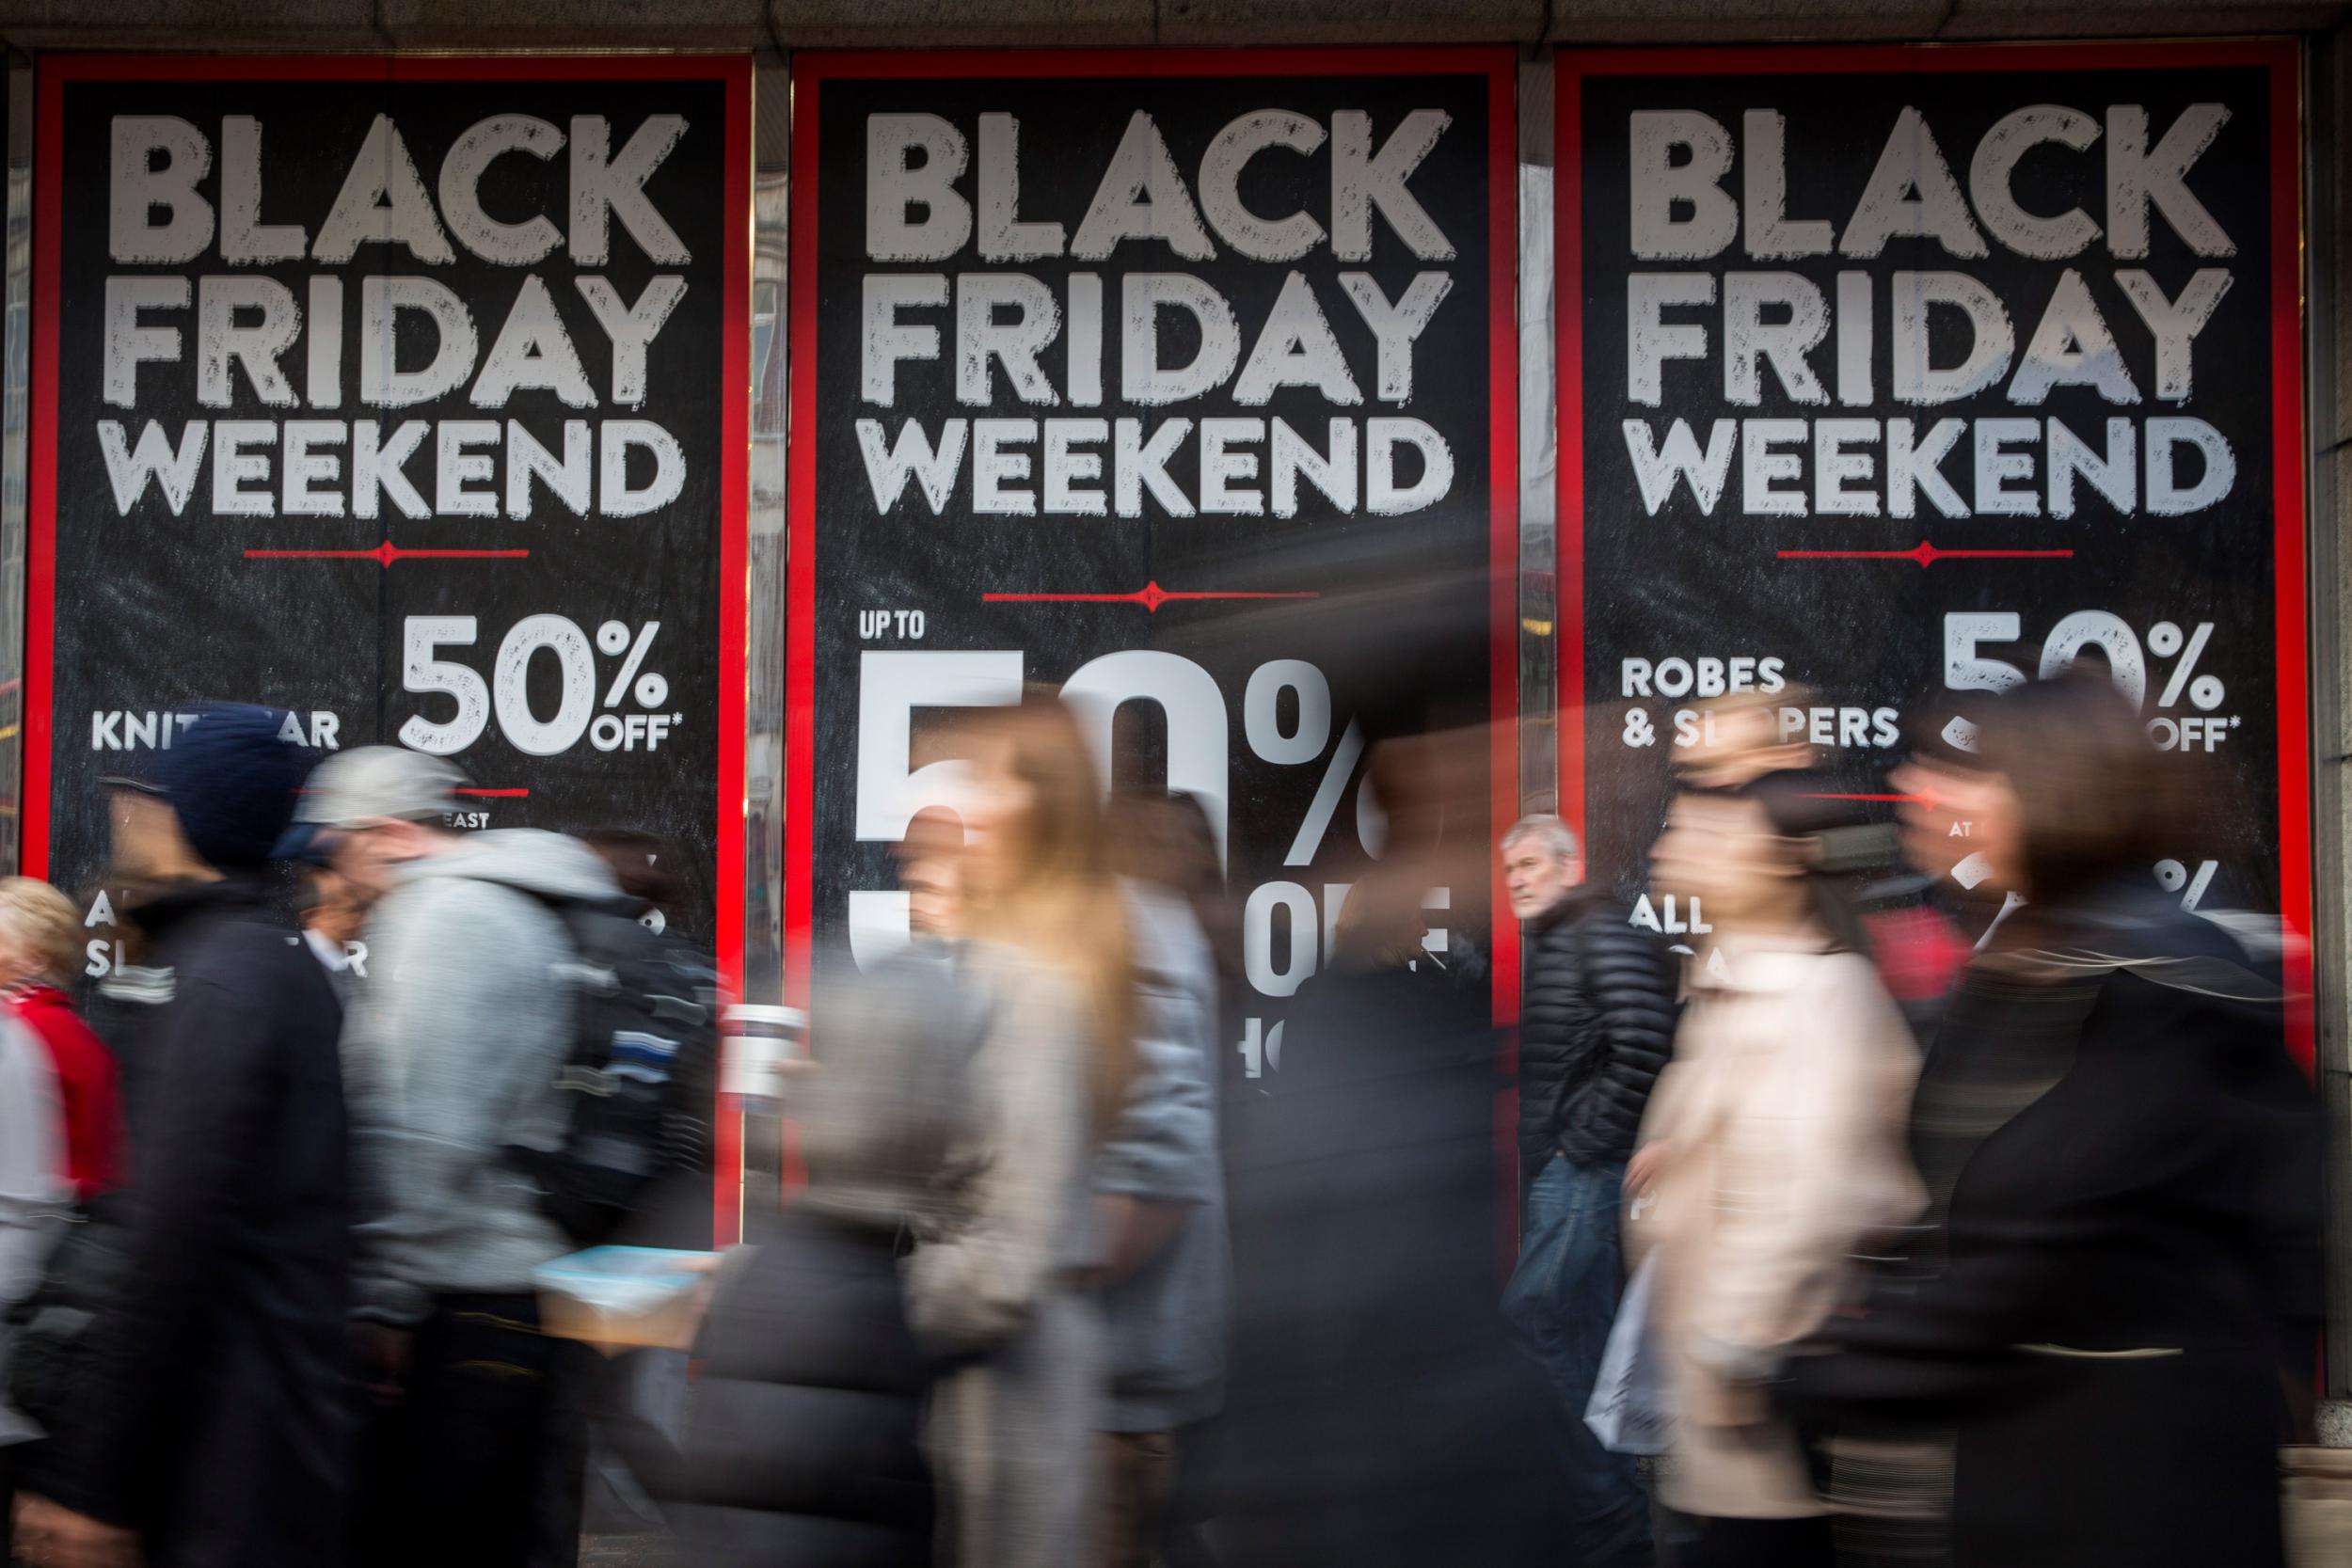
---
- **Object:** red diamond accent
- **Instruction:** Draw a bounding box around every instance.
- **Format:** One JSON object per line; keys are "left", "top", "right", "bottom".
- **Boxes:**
{"left": 241, "top": 541, "right": 529, "bottom": 565}
{"left": 1776, "top": 542, "right": 2072, "bottom": 567}
{"left": 980, "top": 584, "right": 1320, "bottom": 611}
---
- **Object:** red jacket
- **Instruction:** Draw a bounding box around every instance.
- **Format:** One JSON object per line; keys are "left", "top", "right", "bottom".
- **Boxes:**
{"left": 11, "top": 982, "right": 123, "bottom": 1199}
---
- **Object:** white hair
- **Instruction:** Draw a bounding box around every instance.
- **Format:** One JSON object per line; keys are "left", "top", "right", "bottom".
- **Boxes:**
{"left": 1502, "top": 815, "right": 1579, "bottom": 861}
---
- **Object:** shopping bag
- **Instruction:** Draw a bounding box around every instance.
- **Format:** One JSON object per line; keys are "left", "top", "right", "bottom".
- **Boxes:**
{"left": 1583, "top": 1253, "right": 1672, "bottom": 1455}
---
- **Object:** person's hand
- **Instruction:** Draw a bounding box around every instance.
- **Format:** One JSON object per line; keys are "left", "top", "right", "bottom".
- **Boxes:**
{"left": 1625, "top": 1140, "right": 1674, "bottom": 1197}
{"left": 12, "top": 1496, "right": 142, "bottom": 1568}
{"left": 358, "top": 1323, "right": 414, "bottom": 1405}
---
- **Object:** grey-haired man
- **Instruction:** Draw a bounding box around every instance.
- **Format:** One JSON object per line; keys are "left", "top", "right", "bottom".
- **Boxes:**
{"left": 1497, "top": 815, "right": 1677, "bottom": 1568}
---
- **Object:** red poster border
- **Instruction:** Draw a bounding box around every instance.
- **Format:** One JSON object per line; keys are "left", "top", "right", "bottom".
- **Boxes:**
{"left": 787, "top": 48, "right": 1522, "bottom": 1040}
{"left": 27, "top": 53, "right": 755, "bottom": 1219}
{"left": 1555, "top": 40, "right": 2312, "bottom": 1067}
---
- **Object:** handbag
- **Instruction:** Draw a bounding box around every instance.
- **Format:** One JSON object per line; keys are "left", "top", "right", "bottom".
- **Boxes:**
{"left": 1584, "top": 1253, "right": 1672, "bottom": 1456}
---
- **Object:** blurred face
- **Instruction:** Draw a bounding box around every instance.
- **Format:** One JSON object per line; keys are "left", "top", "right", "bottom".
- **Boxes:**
{"left": 1650, "top": 790, "right": 1801, "bottom": 929}
{"left": 109, "top": 789, "right": 190, "bottom": 881}
{"left": 901, "top": 853, "right": 963, "bottom": 940}
{"left": 958, "top": 739, "right": 1036, "bottom": 896}
{"left": 1679, "top": 702, "right": 1805, "bottom": 790}
{"left": 328, "top": 817, "right": 439, "bottom": 898}
{"left": 1891, "top": 758, "right": 2024, "bottom": 894}
{"left": 1502, "top": 836, "right": 1578, "bottom": 921}
{"left": 303, "top": 865, "right": 371, "bottom": 946}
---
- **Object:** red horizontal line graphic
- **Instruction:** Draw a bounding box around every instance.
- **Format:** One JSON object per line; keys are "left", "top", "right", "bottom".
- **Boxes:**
{"left": 455, "top": 787, "right": 531, "bottom": 799}
{"left": 982, "top": 580, "right": 1319, "bottom": 613}
{"left": 243, "top": 542, "right": 531, "bottom": 566}
{"left": 1777, "top": 541, "right": 2074, "bottom": 567}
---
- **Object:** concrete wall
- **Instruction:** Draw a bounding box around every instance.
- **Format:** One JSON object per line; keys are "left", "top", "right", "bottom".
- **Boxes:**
{"left": 0, "top": 0, "right": 2344, "bottom": 52}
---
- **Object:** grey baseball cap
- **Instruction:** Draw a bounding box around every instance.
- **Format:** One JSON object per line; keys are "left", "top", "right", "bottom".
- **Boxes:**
{"left": 298, "top": 746, "right": 464, "bottom": 829}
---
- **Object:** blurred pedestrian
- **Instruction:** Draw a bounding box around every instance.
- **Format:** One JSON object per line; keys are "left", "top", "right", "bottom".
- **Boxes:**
{"left": 661, "top": 958, "right": 962, "bottom": 1568}
{"left": 308, "top": 747, "right": 624, "bottom": 1568}
{"left": 1211, "top": 751, "right": 1565, "bottom": 1568}
{"left": 1496, "top": 815, "right": 1674, "bottom": 1567}
{"left": 1878, "top": 705, "right": 2043, "bottom": 1294}
{"left": 1096, "top": 796, "right": 1229, "bottom": 1568}
{"left": 573, "top": 825, "right": 723, "bottom": 1252}
{"left": 1631, "top": 769, "right": 1921, "bottom": 1568}
{"left": 11, "top": 704, "right": 351, "bottom": 1568}
{"left": 1787, "top": 673, "right": 2324, "bottom": 1568}
{"left": 564, "top": 824, "right": 725, "bottom": 1544}
{"left": 1887, "top": 707, "right": 2025, "bottom": 954}
{"left": 1103, "top": 791, "right": 1251, "bottom": 1568}
{"left": 1107, "top": 793, "right": 1232, "bottom": 980}
{"left": 0, "top": 878, "right": 124, "bottom": 1199}
{"left": 1, "top": 1004, "right": 68, "bottom": 1563}
{"left": 907, "top": 691, "right": 1136, "bottom": 1568}
{"left": 275, "top": 826, "right": 373, "bottom": 1006}
{"left": 1112, "top": 789, "right": 1246, "bottom": 1131}
{"left": 0, "top": 875, "right": 122, "bottom": 1562}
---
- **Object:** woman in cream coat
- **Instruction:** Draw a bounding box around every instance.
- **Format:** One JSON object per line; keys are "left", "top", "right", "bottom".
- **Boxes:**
{"left": 1628, "top": 771, "right": 1921, "bottom": 1568}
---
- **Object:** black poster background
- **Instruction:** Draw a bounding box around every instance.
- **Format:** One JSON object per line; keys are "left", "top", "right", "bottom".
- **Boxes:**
{"left": 35, "top": 61, "right": 736, "bottom": 942}
{"left": 794, "top": 55, "right": 1507, "bottom": 1056}
{"left": 1567, "top": 53, "right": 2298, "bottom": 925}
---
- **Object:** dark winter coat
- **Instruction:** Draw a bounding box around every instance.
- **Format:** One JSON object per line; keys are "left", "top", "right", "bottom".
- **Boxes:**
{"left": 1213, "top": 958, "right": 1570, "bottom": 1568}
{"left": 1516, "top": 891, "right": 1677, "bottom": 1173}
{"left": 25, "top": 877, "right": 354, "bottom": 1568}
{"left": 667, "top": 1210, "right": 935, "bottom": 1568}
{"left": 1788, "top": 882, "right": 2322, "bottom": 1568}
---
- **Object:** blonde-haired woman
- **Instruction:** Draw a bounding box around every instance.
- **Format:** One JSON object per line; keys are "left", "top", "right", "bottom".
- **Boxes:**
{"left": 0, "top": 879, "right": 120, "bottom": 1199}
{"left": 907, "top": 690, "right": 1135, "bottom": 1568}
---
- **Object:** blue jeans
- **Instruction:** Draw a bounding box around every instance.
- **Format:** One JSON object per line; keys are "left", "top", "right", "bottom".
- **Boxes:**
{"left": 1502, "top": 1153, "right": 1652, "bottom": 1541}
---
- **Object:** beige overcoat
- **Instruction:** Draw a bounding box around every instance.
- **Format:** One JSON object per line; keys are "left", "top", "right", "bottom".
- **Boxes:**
{"left": 1629, "top": 937, "right": 1923, "bottom": 1521}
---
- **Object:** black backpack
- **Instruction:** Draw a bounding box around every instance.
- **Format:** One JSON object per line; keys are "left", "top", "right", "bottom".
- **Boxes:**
{"left": 509, "top": 897, "right": 723, "bottom": 1246}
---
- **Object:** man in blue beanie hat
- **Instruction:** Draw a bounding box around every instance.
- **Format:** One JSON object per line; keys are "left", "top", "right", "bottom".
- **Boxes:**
{"left": 11, "top": 705, "right": 354, "bottom": 1568}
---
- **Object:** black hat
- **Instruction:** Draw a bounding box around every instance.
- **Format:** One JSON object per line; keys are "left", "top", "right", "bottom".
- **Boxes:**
{"left": 128, "top": 704, "right": 312, "bottom": 871}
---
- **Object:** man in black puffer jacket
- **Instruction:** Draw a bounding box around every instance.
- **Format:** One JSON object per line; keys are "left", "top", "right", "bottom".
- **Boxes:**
{"left": 1496, "top": 815, "right": 1677, "bottom": 1568}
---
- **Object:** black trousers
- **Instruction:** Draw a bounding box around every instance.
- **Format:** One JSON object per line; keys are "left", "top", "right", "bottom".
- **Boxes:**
{"left": 356, "top": 1292, "right": 587, "bottom": 1568}
{"left": 1668, "top": 1513, "right": 1835, "bottom": 1568}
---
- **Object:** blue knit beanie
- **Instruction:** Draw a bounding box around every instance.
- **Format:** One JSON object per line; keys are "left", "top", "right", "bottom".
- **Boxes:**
{"left": 147, "top": 704, "right": 312, "bottom": 871}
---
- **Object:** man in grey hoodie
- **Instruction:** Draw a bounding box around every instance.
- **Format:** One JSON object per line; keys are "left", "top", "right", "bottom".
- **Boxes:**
{"left": 301, "top": 746, "right": 623, "bottom": 1568}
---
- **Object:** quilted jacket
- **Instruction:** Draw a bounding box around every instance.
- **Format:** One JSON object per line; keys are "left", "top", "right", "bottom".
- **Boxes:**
{"left": 1517, "top": 892, "right": 1677, "bottom": 1173}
